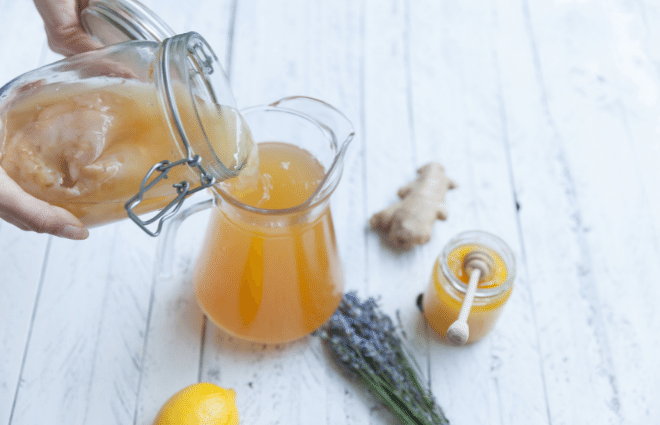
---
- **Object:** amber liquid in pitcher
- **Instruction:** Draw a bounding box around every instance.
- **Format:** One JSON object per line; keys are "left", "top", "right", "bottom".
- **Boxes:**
{"left": 193, "top": 142, "right": 344, "bottom": 343}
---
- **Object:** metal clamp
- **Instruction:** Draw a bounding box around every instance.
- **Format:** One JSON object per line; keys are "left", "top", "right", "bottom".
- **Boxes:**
{"left": 125, "top": 154, "right": 215, "bottom": 237}
{"left": 126, "top": 33, "right": 225, "bottom": 237}
{"left": 188, "top": 41, "right": 214, "bottom": 75}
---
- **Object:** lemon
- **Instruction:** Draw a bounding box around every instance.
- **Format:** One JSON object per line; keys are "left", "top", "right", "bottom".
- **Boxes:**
{"left": 153, "top": 383, "right": 239, "bottom": 425}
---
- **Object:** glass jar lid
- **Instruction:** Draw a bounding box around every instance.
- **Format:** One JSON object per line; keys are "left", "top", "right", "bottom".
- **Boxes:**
{"left": 81, "top": 0, "right": 175, "bottom": 45}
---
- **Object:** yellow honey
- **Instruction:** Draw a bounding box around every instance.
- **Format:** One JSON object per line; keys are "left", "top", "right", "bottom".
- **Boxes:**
{"left": 422, "top": 231, "right": 515, "bottom": 344}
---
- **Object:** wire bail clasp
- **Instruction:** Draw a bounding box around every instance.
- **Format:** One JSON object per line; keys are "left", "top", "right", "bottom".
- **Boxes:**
{"left": 125, "top": 154, "right": 215, "bottom": 237}
{"left": 188, "top": 40, "right": 215, "bottom": 75}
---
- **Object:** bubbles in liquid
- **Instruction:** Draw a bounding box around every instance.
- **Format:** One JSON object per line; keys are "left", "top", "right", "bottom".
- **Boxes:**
{"left": 220, "top": 142, "right": 325, "bottom": 210}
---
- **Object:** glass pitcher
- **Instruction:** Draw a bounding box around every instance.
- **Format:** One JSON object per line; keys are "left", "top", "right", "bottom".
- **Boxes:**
{"left": 160, "top": 96, "right": 354, "bottom": 344}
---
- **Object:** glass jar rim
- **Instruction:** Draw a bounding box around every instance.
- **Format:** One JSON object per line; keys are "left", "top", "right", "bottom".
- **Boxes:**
{"left": 438, "top": 230, "right": 516, "bottom": 298}
{"left": 156, "top": 31, "right": 238, "bottom": 181}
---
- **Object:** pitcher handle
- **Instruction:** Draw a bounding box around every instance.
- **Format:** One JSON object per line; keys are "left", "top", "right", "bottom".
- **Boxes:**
{"left": 155, "top": 198, "right": 214, "bottom": 280}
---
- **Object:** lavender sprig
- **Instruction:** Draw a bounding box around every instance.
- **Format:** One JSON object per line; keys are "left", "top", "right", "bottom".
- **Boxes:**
{"left": 317, "top": 292, "right": 449, "bottom": 425}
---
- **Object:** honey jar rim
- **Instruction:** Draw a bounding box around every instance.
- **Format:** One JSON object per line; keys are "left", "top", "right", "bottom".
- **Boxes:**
{"left": 438, "top": 230, "right": 516, "bottom": 298}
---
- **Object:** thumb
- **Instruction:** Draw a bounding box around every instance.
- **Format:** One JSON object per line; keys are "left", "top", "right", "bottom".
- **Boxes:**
{"left": 48, "top": 28, "right": 103, "bottom": 57}
{"left": 33, "top": 0, "right": 103, "bottom": 57}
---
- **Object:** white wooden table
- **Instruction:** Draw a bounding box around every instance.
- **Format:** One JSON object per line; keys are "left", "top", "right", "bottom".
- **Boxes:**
{"left": 2, "top": 0, "right": 659, "bottom": 424}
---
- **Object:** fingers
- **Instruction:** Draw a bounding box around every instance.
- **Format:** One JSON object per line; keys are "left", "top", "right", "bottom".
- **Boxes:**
{"left": 33, "top": 0, "right": 103, "bottom": 56}
{"left": 0, "top": 169, "right": 89, "bottom": 240}
{"left": 47, "top": 26, "right": 103, "bottom": 57}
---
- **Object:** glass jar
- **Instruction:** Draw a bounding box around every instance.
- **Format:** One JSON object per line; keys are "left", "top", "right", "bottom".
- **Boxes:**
{"left": 422, "top": 230, "right": 516, "bottom": 344}
{"left": 0, "top": 31, "right": 254, "bottom": 235}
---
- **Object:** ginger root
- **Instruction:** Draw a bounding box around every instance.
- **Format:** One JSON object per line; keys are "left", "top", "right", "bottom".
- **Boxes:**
{"left": 370, "top": 162, "right": 456, "bottom": 249}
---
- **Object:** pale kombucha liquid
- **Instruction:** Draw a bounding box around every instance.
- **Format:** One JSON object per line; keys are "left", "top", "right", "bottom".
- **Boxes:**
{"left": 0, "top": 80, "right": 253, "bottom": 226}
{"left": 422, "top": 244, "right": 512, "bottom": 344}
{"left": 193, "top": 142, "right": 344, "bottom": 343}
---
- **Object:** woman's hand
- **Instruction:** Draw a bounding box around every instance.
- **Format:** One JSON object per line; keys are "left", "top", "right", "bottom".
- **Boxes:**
{"left": 1, "top": 0, "right": 102, "bottom": 239}
{"left": 0, "top": 167, "right": 89, "bottom": 239}
{"left": 32, "top": 0, "right": 103, "bottom": 56}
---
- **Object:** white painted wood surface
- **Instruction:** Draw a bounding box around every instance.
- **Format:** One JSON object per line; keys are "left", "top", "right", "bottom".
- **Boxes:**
{"left": 1, "top": 0, "right": 659, "bottom": 424}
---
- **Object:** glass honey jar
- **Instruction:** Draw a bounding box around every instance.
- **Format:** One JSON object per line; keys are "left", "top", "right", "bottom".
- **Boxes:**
{"left": 422, "top": 230, "right": 516, "bottom": 344}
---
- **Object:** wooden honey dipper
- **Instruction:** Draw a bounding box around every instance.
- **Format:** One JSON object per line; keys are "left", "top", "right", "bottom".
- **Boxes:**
{"left": 446, "top": 248, "right": 496, "bottom": 346}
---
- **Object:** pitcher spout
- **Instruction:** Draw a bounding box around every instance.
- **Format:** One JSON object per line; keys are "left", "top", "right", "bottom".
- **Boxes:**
{"left": 266, "top": 96, "right": 354, "bottom": 203}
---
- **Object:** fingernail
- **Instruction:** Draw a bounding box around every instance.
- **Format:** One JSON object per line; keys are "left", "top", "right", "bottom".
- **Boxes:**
{"left": 58, "top": 225, "right": 89, "bottom": 240}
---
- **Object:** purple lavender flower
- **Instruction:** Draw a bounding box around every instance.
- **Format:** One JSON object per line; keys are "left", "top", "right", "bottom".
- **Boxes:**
{"left": 318, "top": 292, "right": 450, "bottom": 425}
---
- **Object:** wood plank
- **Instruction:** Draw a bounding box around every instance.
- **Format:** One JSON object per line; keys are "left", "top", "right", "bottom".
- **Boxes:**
{"left": 493, "top": 0, "right": 643, "bottom": 423}
{"left": 519, "top": 0, "right": 660, "bottom": 422}
{"left": 125, "top": 0, "right": 236, "bottom": 422}
{"left": 8, "top": 219, "right": 179, "bottom": 425}
{"left": 404, "top": 1, "right": 548, "bottom": 424}
{"left": 3, "top": 4, "right": 223, "bottom": 422}
{"left": 361, "top": 0, "right": 431, "bottom": 424}
{"left": 623, "top": 0, "right": 660, "bottom": 237}
{"left": 0, "top": 230, "right": 49, "bottom": 425}
{"left": 81, "top": 222, "right": 160, "bottom": 425}
{"left": 611, "top": 5, "right": 660, "bottom": 419}
{"left": 132, "top": 194, "right": 212, "bottom": 424}
{"left": 9, "top": 225, "right": 120, "bottom": 424}
{"left": 0, "top": 2, "right": 56, "bottom": 423}
{"left": 195, "top": 1, "right": 371, "bottom": 424}
{"left": 1, "top": 0, "right": 658, "bottom": 424}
